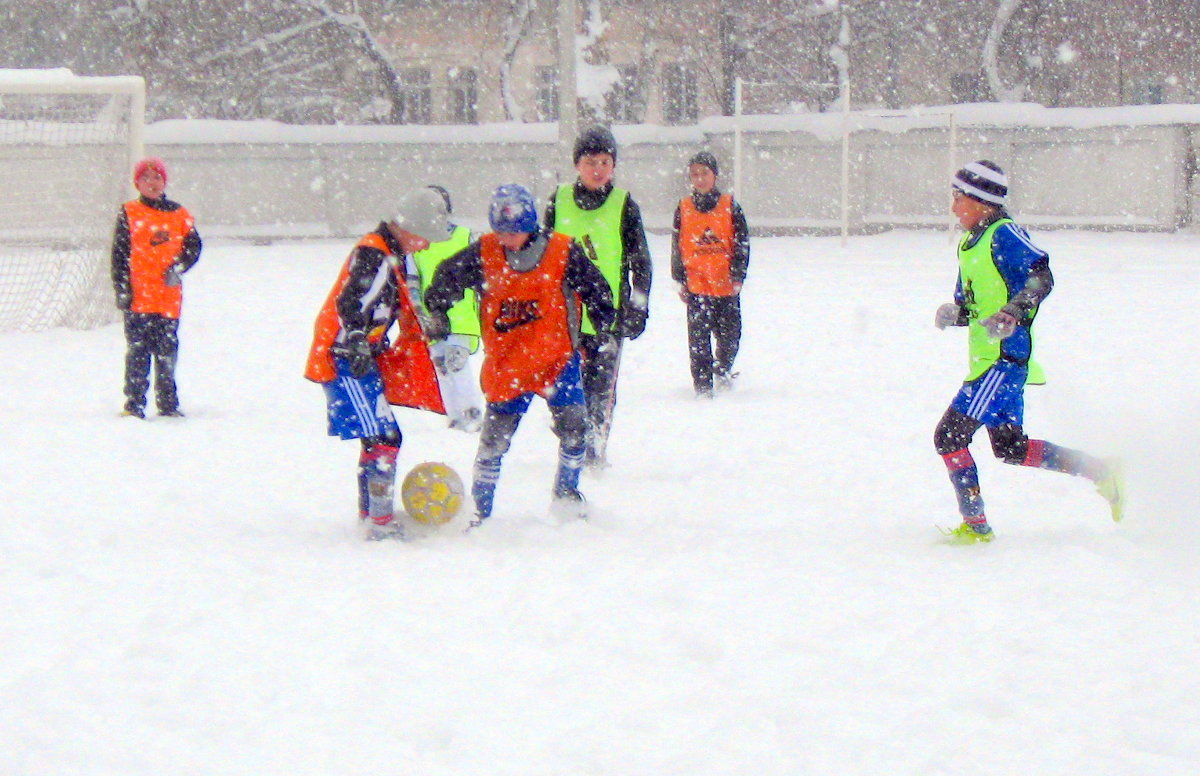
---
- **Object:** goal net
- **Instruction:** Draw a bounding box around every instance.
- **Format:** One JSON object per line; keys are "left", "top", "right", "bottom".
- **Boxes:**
{"left": 0, "top": 69, "right": 144, "bottom": 331}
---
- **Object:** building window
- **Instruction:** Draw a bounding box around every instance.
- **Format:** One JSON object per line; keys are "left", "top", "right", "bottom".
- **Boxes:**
{"left": 606, "top": 65, "right": 641, "bottom": 124}
{"left": 949, "top": 72, "right": 988, "bottom": 103}
{"left": 662, "top": 63, "right": 697, "bottom": 125}
{"left": 447, "top": 67, "right": 478, "bottom": 124}
{"left": 536, "top": 66, "right": 559, "bottom": 122}
{"left": 397, "top": 67, "right": 431, "bottom": 124}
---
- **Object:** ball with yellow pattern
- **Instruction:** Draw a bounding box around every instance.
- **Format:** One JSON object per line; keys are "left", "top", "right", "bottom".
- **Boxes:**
{"left": 400, "top": 461, "right": 465, "bottom": 525}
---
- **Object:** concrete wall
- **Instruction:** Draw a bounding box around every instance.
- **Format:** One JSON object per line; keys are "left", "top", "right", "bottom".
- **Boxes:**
{"left": 148, "top": 118, "right": 1197, "bottom": 240}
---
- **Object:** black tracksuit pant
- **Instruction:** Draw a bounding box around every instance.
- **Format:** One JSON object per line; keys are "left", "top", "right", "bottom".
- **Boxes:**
{"left": 123, "top": 312, "right": 181, "bottom": 413}
{"left": 686, "top": 294, "right": 741, "bottom": 393}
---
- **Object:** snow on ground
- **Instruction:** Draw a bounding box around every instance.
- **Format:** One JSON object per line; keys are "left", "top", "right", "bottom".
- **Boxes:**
{"left": 1, "top": 230, "right": 1197, "bottom": 775}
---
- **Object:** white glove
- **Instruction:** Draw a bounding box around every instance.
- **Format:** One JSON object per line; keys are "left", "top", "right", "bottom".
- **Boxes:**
{"left": 934, "top": 303, "right": 960, "bottom": 329}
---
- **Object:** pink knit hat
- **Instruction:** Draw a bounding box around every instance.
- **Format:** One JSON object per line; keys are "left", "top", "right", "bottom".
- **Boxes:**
{"left": 133, "top": 157, "right": 168, "bottom": 185}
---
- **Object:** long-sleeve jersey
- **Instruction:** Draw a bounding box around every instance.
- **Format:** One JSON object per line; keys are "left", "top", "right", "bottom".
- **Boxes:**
{"left": 543, "top": 180, "right": 652, "bottom": 315}
{"left": 670, "top": 188, "right": 750, "bottom": 288}
{"left": 335, "top": 222, "right": 409, "bottom": 350}
{"left": 951, "top": 211, "right": 1053, "bottom": 366}
{"left": 425, "top": 230, "right": 617, "bottom": 337}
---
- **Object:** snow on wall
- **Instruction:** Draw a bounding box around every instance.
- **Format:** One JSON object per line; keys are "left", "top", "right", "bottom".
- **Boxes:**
{"left": 143, "top": 104, "right": 1199, "bottom": 238}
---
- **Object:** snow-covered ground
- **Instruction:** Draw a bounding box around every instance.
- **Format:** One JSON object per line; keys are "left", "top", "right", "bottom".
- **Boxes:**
{"left": 1, "top": 229, "right": 1197, "bottom": 775}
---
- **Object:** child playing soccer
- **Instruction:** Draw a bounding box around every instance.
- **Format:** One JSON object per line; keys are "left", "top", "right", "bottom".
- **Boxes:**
{"left": 543, "top": 125, "right": 652, "bottom": 468}
{"left": 934, "top": 160, "right": 1125, "bottom": 543}
{"left": 304, "top": 188, "right": 450, "bottom": 541}
{"left": 424, "top": 184, "right": 616, "bottom": 527}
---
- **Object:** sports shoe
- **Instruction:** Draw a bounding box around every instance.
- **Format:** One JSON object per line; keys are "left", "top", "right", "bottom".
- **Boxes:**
{"left": 159, "top": 409, "right": 185, "bottom": 418}
{"left": 120, "top": 407, "right": 145, "bottom": 419}
{"left": 714, "top": 371, "right": 738, "bottom": 393}
{"left": 1095, "top": 459, "right": 1126, "bottom": 522}
{"left": 940, "top": 521, "right": 995, "bottom": 544}
{"left": 551, "top": 489, "right": 588, "bottom": 520}
{"left": 363, "top": 517, "right": 407, "bottom": 542}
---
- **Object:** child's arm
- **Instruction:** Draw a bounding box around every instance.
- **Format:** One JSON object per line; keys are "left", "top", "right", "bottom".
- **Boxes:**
{"left": 110, "top": 208, "right": 132, "bottom": 311}
{"left": 566, "top": 240, "right": 616, "bottom": 335}
{"left": 731, "top": 200, "right": 750, "bottom": 288}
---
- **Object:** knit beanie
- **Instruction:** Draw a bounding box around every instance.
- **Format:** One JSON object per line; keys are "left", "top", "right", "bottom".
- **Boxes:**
{"left": 488, "top": 184, "right": 539, "bottom": 234}
{"left": 952, "top": 160, "right": 1008, "bottom": 205}
{"left": 573, "top": 125, "right": 618, "bottom": 164}
{"left": 688, "top": 151, "right": 720, "bottom": 176}
{"left": 392, "top": 187, "right": 451, "bottom": 243}
{"left": 133, "top": 157, "right": 168, "bottom": 185}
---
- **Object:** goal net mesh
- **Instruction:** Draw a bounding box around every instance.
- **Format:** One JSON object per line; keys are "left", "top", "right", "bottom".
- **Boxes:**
{"left": 0, "top": 84, "right": 138, "bottom": 331}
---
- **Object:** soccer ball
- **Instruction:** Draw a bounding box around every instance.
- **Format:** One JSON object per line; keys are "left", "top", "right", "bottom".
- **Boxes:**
{"left": 401, "top": 462, "right": 465, "bottom": 525}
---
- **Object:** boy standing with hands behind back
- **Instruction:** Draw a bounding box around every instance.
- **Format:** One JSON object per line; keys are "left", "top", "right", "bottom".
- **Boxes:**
{"left": 671, "top": 151, "right": 749, "bottom": 397}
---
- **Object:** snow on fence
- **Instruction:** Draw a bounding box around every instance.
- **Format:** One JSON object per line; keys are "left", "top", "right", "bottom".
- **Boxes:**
{"left": 145, "top": 104, "right": 1200, "bottom": 240}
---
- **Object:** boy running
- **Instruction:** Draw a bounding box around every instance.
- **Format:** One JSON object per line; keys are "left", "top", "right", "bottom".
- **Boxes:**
{"left": 934, "top": 160, "right": 1125, "bottom": 543}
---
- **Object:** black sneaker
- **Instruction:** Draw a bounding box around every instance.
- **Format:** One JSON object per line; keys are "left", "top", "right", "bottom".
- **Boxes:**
{"left": 159, "top": 408, "right": 185, "bottom": 418}
{"left": 121, "top": 406, "right": 145, "bottom": 419}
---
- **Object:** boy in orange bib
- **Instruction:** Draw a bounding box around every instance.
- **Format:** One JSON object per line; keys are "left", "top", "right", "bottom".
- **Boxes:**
{"left": 111, "top": 157, "right": 202, "bottom": 418}
{"left": 670, "top": 152, "right": 749, "bottom": 397}
{"left": 424, "top": 184, "right": 616, "bottom": 527}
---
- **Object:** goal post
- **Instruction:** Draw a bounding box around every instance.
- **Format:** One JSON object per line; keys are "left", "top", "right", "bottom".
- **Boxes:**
{"left": 0, "top": 69, "right": 145, "bottom": 331}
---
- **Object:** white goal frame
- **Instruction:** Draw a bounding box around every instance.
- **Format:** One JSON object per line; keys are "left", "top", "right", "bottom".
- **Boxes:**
{"left": 0, "top": 69, "right": 145, "bottom": 331}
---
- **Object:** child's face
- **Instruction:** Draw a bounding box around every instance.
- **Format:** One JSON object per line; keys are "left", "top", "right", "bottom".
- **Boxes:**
{"left": 576, "top": 153, "right": 615, "bottom": 191}
{"left": 135, "top": 168, "right": 166, "bottom": 199}
{"left": 494, "top": 231, "right": 532, "bottom": 250}
{"left": 951, "top": 189, "right": 994, "bottom": 230}
{"left": 688, "top": 163, "right": 717, "bottom": 194}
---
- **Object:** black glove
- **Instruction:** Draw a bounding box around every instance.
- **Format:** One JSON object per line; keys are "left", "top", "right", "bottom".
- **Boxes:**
{"left": 424, "top": 311, "right": 451, "bottom": 341}
{"left": 334, "top": 331, "right": 375, "bottom": 378}
{"left": 620, "top": 307, "right": 647, "bottom": 340}
{"left": 163, "top": 264, "right": 183, "bottom": 287}
{"left": 597, "top": 331, "right": 620, "bottom": 355}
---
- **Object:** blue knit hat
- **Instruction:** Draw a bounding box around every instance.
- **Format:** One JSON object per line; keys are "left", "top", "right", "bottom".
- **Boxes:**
{"left": 488, "top": 184, "right": 539, "bottom": 233}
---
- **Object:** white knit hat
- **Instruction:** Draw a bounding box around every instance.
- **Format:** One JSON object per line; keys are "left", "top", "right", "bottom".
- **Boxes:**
{"left": 392, "top": 188, "right": 451, "bottom": 243}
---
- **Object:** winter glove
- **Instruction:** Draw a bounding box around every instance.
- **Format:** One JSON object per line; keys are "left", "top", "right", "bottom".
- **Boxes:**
{"left": 334, "top": 331, "right": 375, "bottom": 378}
{"left": 424, "top": 311, "right": 451, "bottom": 341}
{"left": 934, "top": 302, "right": 962, "bottom": 329}
{"left": 115, "top": 291, "right": 132, "bottom": 311}
{"left": 163, "top": 264, "right": 183, "bottom": 287}
{"left": 981, "top": 309, "right": 1018, "bottom": 340}
{"left": 597, "top": 331, "right": 620, "bottom": 355}
{"left": 620, "top": 307, "right": 647, "bottom": 340}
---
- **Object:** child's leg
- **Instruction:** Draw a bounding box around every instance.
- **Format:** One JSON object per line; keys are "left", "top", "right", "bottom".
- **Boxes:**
{"left": 712, "top": 295, "right": 742, "bottom": 379}
{"left": 686, "top": 295, "right": 715, "bottom": 394}
{"left": 358, "top": 440, "right": 399, "bottom": 526}
{"left": 934, "top": 407, "right": 988, "bottom": 528}
{"left": 150, "top": 315, "right": 181, "bottom": 414}
{"left": 122, "top": 313, "right": 153, "bottom": 413}
{"left": 546, "top": 353, "right": 588, "bottom": 499}
{"left": 988, "top": 424, "right": 1107, "bottom": 480}
{"left": 472, "top": 403, "right": 524, "bottom": 521}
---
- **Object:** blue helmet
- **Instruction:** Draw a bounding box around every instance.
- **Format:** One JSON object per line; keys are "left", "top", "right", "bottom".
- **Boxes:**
{"left": 488, "top": 183, "right": 539, "bottom": 234}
